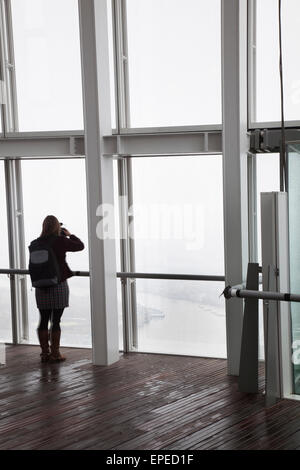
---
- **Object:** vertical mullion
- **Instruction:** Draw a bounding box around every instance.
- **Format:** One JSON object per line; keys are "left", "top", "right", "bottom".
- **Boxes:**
{"left": 0, "top": 1, "right": 5, "bottom": 135}
{"left": 0, "top": 0, "right": 18, "bottom": 133}
{"left": 114, "top": 0, "right": 130, "bottom": 130}
{"left": 114, "top": 0, "right": 126, "bottom": 129}
{"left": 118, "top": 157, "right": 133, "bottom": 352}
{"left": 5, "top": 160, "right": 20, "bottom": 343}
{"left": 126, "top": 157, "right": 138, "bottom": 349}
{"left": 248, "top": 152, "right": 258, "bottom": 263}
{"left": 0, "top": 0, "right": 8, "bottom": 133}
{"left": 121, "top": 0, "right": 131, "bottom": 129}
{"left": 111, "top": 0, "right": 121, "bottom": 133}
{"left": 248, "top": 0, "right": 257, "bottom": 128}
{"left": 113, "top": 0, "right": 136, "bottom": 350}
{"left": 1, "top": 1, "right": 26, "bottom": 344}
{"left": 15, "top": 160, "right": 29, "bottom": 341}
{"left": 4, "top": 0, "right": 18, "bottom": 131}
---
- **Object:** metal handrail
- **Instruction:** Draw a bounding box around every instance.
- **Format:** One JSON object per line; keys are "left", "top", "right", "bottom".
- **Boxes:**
{"left": 116, "top": 272, "right": 225, "bottom": 282}
{"left": 0, "top": 269, "right": 89, "bottom": 277}
{"left": 223, "top": 285, "right": 300, "bottom": 303}
{"left": 0, "top": 269, "right": 225, "bottom": 282}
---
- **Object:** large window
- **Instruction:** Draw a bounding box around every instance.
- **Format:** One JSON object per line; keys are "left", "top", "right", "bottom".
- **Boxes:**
{"left": 132, "top": 156, "right": 224, "bottom": 275}
{"left": 0, "top": 162, "right": 12, "bottom": 342}
{"left": 11, "top": 0, "right": 83, "bottom": 132}
{"left": 131, "top": 155, "right": 225, "bottom": 357}
{"left": 252, "top": 0, "right": 300, "bottom": 124}
{"left": 126, "top": 0, "right": 221, "bottom": 128}
{"left": 21, "top": 159, "right": 91, "bottom": 347}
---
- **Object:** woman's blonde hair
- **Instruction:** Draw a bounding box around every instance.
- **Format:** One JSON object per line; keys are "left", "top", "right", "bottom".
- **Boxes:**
{"left": 40, "top": 215, "right": 61, "bottom": 238}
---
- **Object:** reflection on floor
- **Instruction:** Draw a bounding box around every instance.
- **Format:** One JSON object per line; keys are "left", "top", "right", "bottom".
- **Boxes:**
{"left": 0, "top": 345, "right": 300, "bottom": 450}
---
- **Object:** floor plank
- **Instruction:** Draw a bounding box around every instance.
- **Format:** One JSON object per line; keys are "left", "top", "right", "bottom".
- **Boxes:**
{"left": 0, "top": 345, "right": 299, "bottom": 450}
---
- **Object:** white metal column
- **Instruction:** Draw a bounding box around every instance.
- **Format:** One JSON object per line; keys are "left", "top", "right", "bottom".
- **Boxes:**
{"left": 222, "top": 0, "right": 249, "bottom": 375}
{"left": 78, "top": 0, "right": 119, "bottom": 365}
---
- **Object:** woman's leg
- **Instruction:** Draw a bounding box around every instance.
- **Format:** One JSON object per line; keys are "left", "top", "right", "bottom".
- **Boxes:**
{"left": 38, "top": 309, "right": 52, "bottom": 331}
{"left": 49, "top": 309, "right": 66, "bottom": 362}
{"left": 51, "top": 308, "right": 64, "bottom": 331}
{"left": 37, "top": 309, "right": 52, "bottom": 362}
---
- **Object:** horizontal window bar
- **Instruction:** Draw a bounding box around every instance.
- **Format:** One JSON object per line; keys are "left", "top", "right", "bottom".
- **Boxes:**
{"left": 0, "top": 269, "right": 225, "bottom": 282}
{"left": 116, "top": 125, "right": 223, "bottom": 134}
{"left": 249, "top": 120, "right": 300, "bottom": 130}
{"left": 3, "top": 130, "right": 85, "bottom": 138}
{"left": 116, "top": 272, "right": 225, "bottom": 282}
{"left": 105, "top": 152, "right": 221, "bottom": 159}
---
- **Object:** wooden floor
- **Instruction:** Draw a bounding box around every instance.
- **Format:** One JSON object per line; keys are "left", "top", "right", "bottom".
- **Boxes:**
{"left": 0, "top": 345, "right": 300, "bottom": 450}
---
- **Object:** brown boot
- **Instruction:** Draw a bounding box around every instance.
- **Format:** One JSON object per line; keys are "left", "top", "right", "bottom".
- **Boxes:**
{"left": 49, "top": 330, "right": 66, "bottom": 363}
{"left": 37, "top": 329, "right": 50, "bottom": 363}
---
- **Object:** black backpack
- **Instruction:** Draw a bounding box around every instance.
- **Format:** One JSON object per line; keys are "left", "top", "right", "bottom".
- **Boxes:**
{"left": 28, "top": 236, "right": 61, "bottom": 288}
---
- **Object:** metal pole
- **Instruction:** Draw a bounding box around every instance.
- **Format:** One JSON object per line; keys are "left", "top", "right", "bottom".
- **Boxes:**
{"left": 224, "top": 286, "right": 300, "bottom": 303}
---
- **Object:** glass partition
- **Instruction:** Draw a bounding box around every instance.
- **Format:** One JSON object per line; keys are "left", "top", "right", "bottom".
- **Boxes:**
{"left": 288, "top": 143, "right": 300, "bottom": 394}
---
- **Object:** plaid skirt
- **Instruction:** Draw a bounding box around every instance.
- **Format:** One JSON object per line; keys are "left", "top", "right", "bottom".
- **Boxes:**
{"left": 35, "top": 281, "right": 69, "bottom": 310}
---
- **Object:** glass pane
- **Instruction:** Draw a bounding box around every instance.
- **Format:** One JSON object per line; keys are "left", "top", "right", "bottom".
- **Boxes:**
{"left": 256, "top": 154, "right": 280, "bottom": 265}
{"left": 131, "top": 156, "right": 224, "bottom": 275}
{"left": 21, "top": 159, "right": 91, "bottom": 347}
{"left": 11, "top": 0, "right": 83, "bottom": 131}
{"left": 254, "top": 0, "right": 300, "bottom": 123}
{"left": 0, "top": 276, "right": 12, "bottom": 343}
{"left": 256, "top": 154, "right": 280, "bottom": 360}
{"left": 126, "top": 0, "right": 221, "bottom": 128}
{"left": 136, "top": 279, "right": 226, "bottom": 357}
{"left": 288, "top": 143, "right": 300, "bottom": 393}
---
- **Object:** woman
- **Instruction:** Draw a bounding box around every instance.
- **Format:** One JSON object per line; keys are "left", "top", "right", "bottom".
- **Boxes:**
{"left": 35, "top": 215, "right": 84, "bottom": 363}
